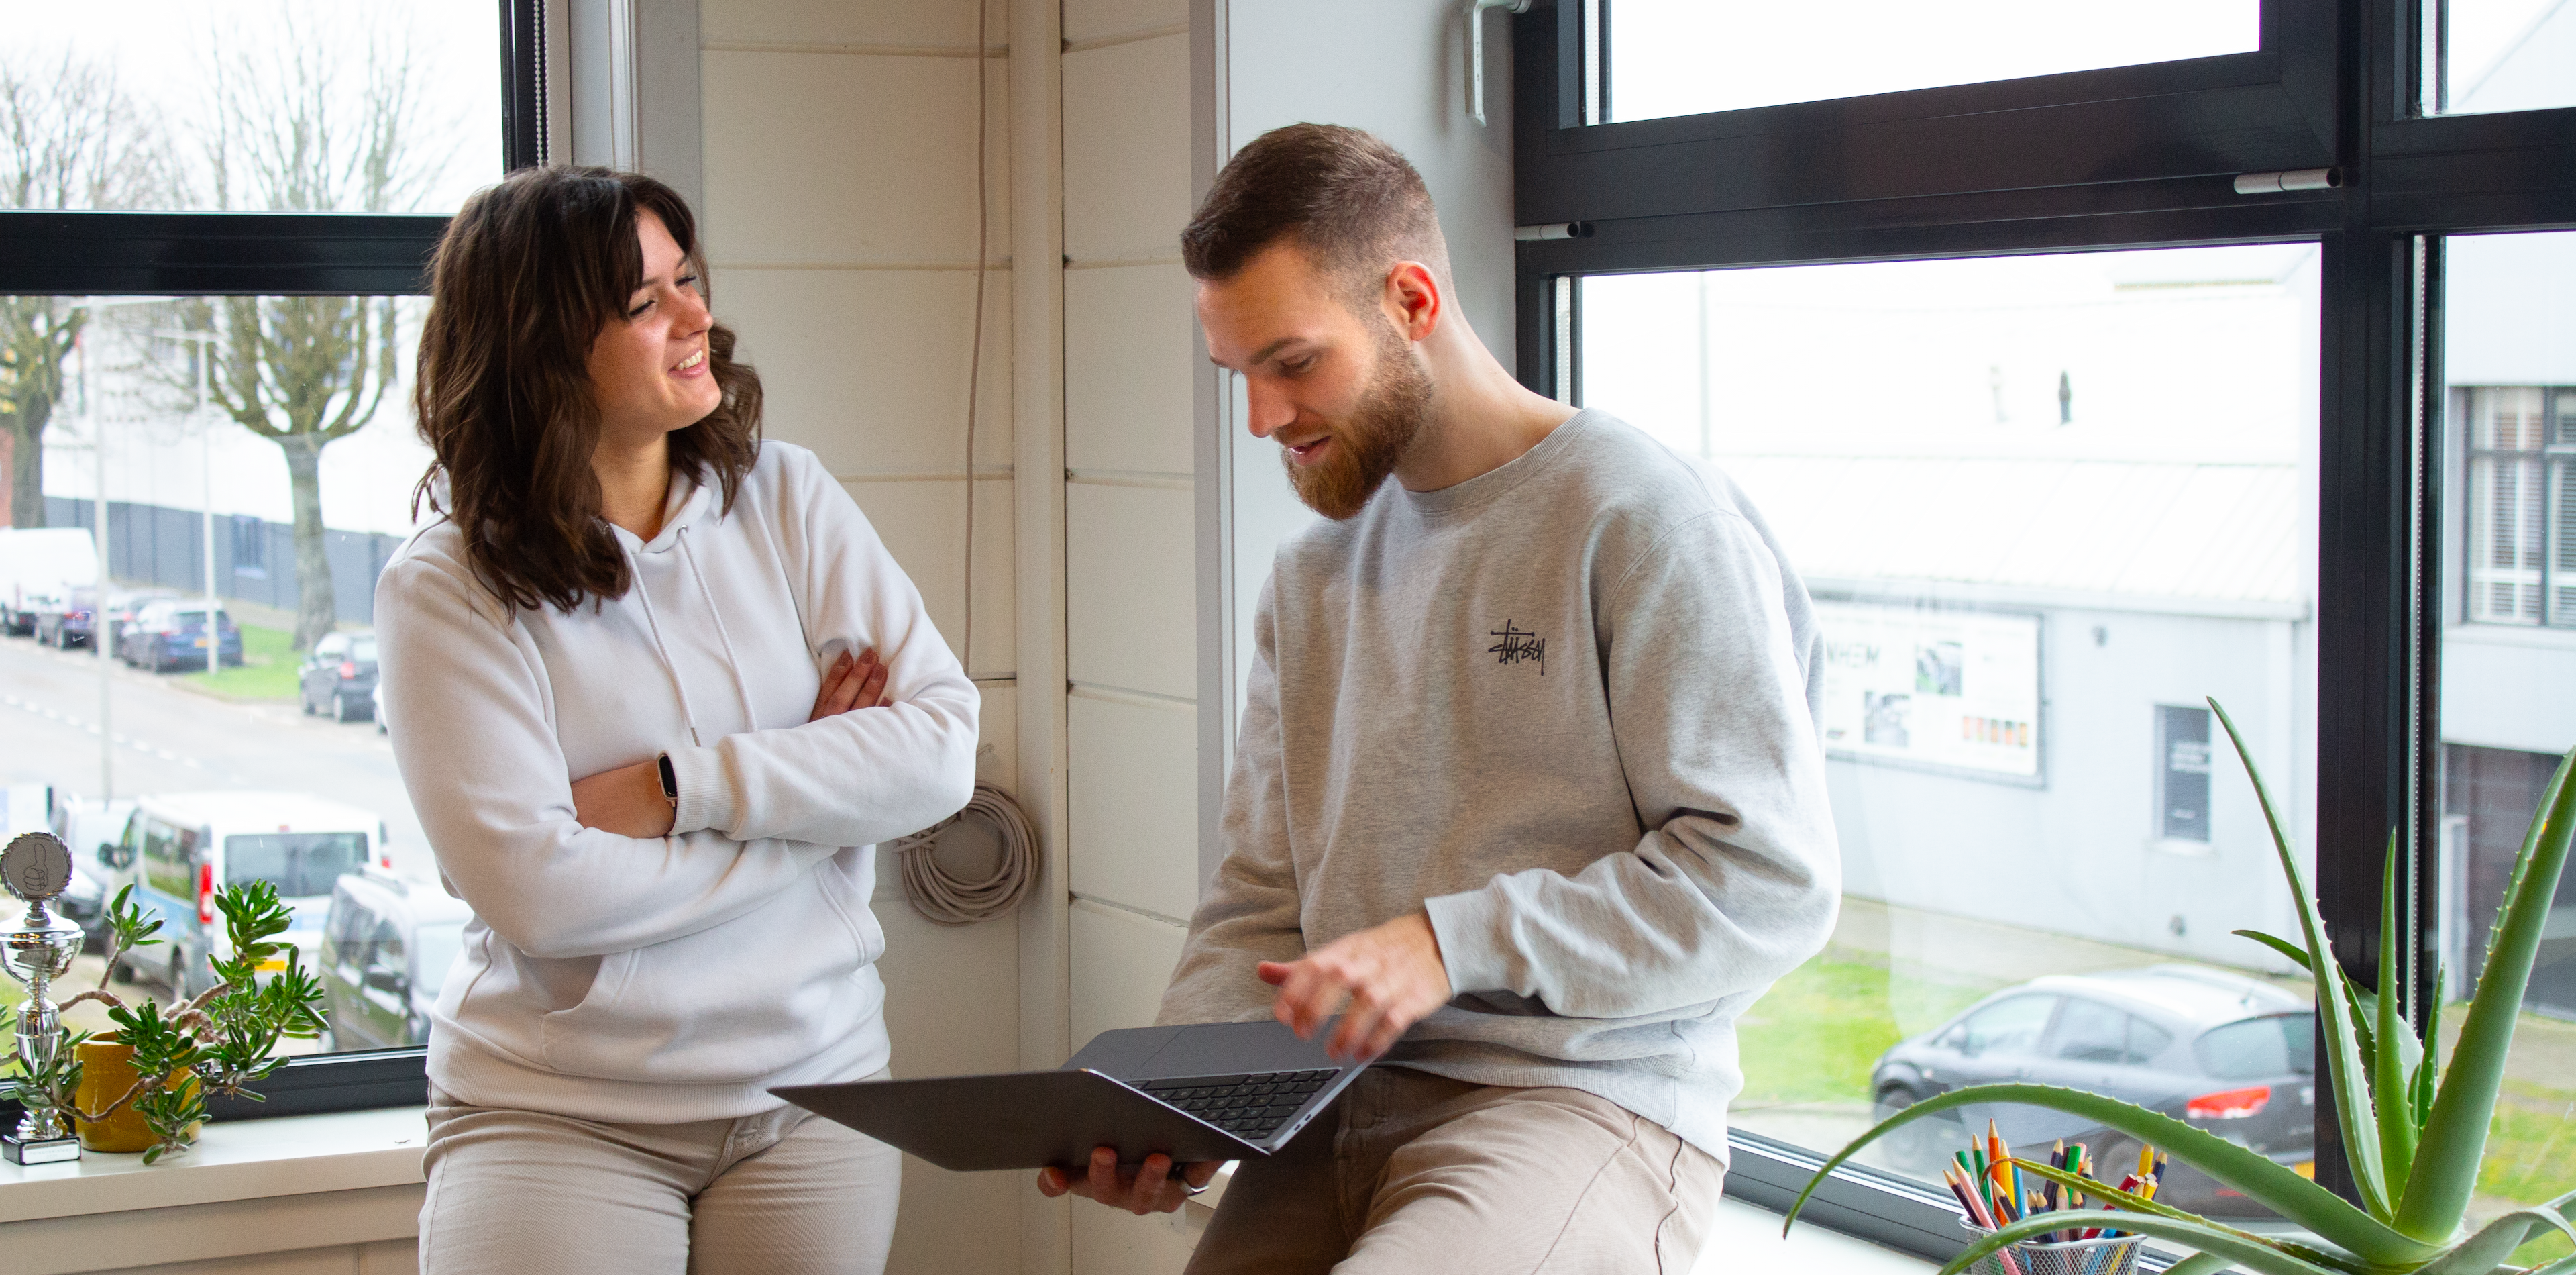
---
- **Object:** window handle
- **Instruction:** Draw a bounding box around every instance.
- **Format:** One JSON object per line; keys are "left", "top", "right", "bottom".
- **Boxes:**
{"left": 1468, "top": 0, "right": 1533, "bottom": 126}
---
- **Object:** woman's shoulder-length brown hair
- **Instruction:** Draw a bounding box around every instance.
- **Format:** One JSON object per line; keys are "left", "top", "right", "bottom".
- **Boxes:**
{"left": 413, "top": 166, "right": 762, "bottom": 614}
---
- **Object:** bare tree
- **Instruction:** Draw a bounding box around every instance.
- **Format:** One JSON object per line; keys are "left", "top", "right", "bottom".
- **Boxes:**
{"left": 0, "top": 56, "right": 178, "bottom": 527}
{"left": 186, "top": 7, "right": 450, "bottom": 650}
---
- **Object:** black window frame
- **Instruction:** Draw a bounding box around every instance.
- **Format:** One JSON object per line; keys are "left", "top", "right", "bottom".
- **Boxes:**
{"left": 0, "top": 0, "right": 546, "bottom": 1130}
{"left": 1513, "top": 0, "right": 2576, "bottom": 1263}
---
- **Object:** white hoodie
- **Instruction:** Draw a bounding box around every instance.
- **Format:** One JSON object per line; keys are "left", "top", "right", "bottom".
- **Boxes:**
{"left": 376, "top": 440, "right": 977, "bottom": 1123}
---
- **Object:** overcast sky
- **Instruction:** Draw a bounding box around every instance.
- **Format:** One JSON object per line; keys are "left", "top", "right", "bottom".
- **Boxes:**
{"left": 1609, "top": 0, "right": 2558, "bottom": 121}
{"left": 7, "top": 0, "right": 503, "bottom": 213}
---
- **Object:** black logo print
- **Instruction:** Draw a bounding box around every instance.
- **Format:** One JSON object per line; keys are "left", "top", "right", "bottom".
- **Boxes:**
{"left": 1487, "top": 620, "right": 1546, "bottom": 675}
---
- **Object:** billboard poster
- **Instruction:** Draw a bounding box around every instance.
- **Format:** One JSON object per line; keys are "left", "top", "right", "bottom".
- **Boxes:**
{"left": 1815, "top": 601, "right": 2043, "bottom": 780}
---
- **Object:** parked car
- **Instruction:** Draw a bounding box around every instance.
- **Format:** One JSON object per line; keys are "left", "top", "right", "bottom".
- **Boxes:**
{"left": 319, "top": 866, "right": 470, "bottom": 1050}
{"left": 48, "top": 790, "right": 136, "bottom": 950}
{"left": 98, "top": 791, "right": 385, "bottom": 998}
{"left": 1868, "top": 966, "right": 2316, "bottom": 1215}
{"left": 32, "top": 586, "right": 97, "bottom": 649}
{"left": 99, "top": 586, "right": 180, "bottom": 653}
{"left": 97, "top": 584, "right": 178, "bottom": 654}
{"left": 0, "top": 527, "right": 99, "bottom": 636}
{"left": 299, "top": 631, "right": 379, "bottom": 723}
{"left": 119, "top": 600, "right": 243, "bottom": 672}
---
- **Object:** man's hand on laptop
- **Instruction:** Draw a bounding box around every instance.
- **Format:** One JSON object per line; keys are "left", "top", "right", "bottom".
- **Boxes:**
{"left": 1036, "top": 1148, "right": 1220, "bottom": 1215}
{"left": 1260, "top": 911, "right": 1451, "bottom": 1062}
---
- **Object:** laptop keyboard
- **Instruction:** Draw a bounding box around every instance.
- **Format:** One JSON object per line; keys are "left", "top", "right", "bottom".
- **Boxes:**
{"left": 1138, "top": 1068, "right": 1341, "bottom": 1141}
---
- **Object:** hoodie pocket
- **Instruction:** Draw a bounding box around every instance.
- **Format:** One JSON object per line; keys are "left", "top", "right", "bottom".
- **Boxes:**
{"left": 535, "top": 854, "right": 883, "bottom": 1082}
{"left": 819, "top": 850, "right": 885, "bottom": 970}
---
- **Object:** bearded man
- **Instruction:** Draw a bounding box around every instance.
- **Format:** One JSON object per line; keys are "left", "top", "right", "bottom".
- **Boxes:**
{"left": 1035, "top": 123, "right": 1843, "bottom": 1273}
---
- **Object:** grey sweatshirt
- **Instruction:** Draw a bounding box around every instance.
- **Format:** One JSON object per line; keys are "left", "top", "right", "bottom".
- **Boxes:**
{"left": 1158, "top": 411, "right": 1841, "bottom": 1160}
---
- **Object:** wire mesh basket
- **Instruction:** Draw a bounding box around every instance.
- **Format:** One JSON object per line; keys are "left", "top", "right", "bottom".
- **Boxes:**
{"left": 1957, "top": 1222, "right": 2149, "bottom": 1275}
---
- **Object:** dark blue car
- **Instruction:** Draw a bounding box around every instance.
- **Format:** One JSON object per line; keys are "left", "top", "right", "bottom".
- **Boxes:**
{"left": 119, "top": 600, "right": 244, "bottom": 672}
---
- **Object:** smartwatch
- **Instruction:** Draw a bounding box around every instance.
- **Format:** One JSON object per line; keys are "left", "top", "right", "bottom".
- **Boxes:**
{"left": 656, "top": 752, "right": 679, "bottom": 808}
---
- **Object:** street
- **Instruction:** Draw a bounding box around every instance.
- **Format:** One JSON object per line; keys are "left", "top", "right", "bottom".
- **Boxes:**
{"left": 0, "top": 633, "right": 433, "bottom": 880}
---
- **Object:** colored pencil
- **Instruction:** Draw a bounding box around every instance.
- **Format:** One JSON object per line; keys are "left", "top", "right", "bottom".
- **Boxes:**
{"left": 1994, "top": 1121, "right": 2025, "bottom": 1212}
{"left": 1941, "top": 1167, "right": 1983, "bottom": 1225}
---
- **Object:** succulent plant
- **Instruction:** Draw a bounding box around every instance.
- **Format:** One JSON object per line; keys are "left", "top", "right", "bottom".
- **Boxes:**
{"left": 5, "top": 879, "right": 325, "bottom": 1163}
{"left": 1786, "top": 697, "right": 2575, "bottom": 1275}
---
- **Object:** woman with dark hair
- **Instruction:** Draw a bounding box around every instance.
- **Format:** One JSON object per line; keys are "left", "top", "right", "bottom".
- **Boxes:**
{"left": 377, "top": 166, "right": 976, "bottom": 1274}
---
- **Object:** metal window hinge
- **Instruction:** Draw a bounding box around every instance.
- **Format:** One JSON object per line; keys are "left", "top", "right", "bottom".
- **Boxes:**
{"left": 2233, "top": 168, "right": 2341, "bottom": 195}
{"left": 1514, "top": 222, "right": 1593, "bottom": 242}
{"left": 1468, "top": 0, "right": 1534, "bottom": 126}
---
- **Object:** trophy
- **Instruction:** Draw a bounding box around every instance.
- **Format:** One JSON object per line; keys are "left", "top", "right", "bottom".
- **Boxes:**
{"left": 3, "top": 831, "right": 84, "bottom": 1164}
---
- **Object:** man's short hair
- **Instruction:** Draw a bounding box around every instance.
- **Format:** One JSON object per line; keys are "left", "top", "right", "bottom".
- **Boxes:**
{"left": 1181, "top": 123, "right": 1452, "bottom": 310}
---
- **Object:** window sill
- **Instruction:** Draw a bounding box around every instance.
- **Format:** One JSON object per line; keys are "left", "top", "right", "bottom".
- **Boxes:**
{"left": 0, "top": 1105, "right": 425, "bottom": 1225}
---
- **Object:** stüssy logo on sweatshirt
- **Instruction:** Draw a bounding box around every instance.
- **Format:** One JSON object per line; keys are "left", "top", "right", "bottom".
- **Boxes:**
{"left": 1487, "top": 620, "right": 1546, "bottom": 676}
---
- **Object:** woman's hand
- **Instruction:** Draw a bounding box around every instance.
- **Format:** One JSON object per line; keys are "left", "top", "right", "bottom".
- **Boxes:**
{"left": 570, "top": 650, "right": 888, "bottom": 839}
{"left": 570, "top": 760, "right": 676, "bottom": 839}
{"left": 811, "top": 648, "right": 890, "bottom": 721}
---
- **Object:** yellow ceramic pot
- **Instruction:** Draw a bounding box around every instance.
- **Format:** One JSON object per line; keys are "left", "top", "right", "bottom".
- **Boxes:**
{"left": 74, "top": 1038, "right": 201, "bottom": 1154}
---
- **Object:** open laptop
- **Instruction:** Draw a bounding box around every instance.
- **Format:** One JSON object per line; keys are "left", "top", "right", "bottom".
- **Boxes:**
{"left": 772, "top": 1019, "right": 1367, "bottom": 1173}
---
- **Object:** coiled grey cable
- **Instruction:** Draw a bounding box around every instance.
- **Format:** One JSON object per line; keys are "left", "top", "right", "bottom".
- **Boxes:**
{"left": 889, "top": 782, "right": 1035, "bottom": 927}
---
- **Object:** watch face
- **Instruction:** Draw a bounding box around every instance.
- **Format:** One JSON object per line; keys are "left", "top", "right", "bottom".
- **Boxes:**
{"left": 2, "top": 832, "right": 74, "bottom": 902}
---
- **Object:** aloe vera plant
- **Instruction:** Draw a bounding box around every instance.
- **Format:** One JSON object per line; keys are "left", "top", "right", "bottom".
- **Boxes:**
{"left": 1785, "top": 697, "right": 2576, "bottom": 1275}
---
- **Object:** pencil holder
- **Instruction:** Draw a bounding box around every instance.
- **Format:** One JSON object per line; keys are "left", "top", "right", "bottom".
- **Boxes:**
{"left": 1958, "top": 1222, "right": 2148, "bottom": 1275}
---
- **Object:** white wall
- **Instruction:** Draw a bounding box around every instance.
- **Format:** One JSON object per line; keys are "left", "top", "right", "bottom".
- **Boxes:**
{"left": 1054, "top": 0, "right": 1199, "bottom": 1267}
{"left": 696, "top": 3, "right": 1024, "bottom": 1272}
{"left": 1195, "top": 0, "right": 1523, "bottom": 879}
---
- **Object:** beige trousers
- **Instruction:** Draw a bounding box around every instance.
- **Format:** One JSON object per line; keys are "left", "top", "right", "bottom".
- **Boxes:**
{"left": 1187, "top": 1067, "right": 1725, "bottom": 1275}
{"left": 419, "top": 1078, "right": 901, "bottom": 1275}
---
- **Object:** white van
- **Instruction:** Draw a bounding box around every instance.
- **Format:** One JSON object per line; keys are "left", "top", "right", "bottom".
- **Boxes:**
{"left": 0, "top": 527, "right": 100, "bottom": 636}
{"left": 101, "top": 792, "right": 387, "bottom": 997}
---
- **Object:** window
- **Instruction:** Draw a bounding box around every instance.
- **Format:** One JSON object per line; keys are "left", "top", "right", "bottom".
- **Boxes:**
{"left": 140, "top": 817, "right": 189, "bottom": 899}
{"left": 2422, "top": 0, "right": 2576, "bottom": 115}
{"left": 2159, "top": 705, "right": 2217, "bottom": 842}
{"left": 3, "top": 1, "right": 540, "bottom": 1119}
{"left": 2437, "top": 232, "right": 2576, "bottom": 1258}
{"left": 2459, "top": 385, "right": 2575, "bottom": 625}
{"left": 2052, "top": 1000, "right": 2133, "bottom": 1065}
{"left": 1581, "top": 243, "right": 2322, "bottom": 1229}
{"left": 1516, "top": 0, "right": 2576, "bottom": 1260}
{"left": 0, "top": 2, "right": 504, "bottom": 216}
{"left": 2127, "top": 1018, "right": 2176, "bottom": 1066}
{"left": 230, "top": 513, "right": 268, "bottom": 579}
{"left": 224, "top": 833, "right": 372, "bottom": 898}
{"left": 1605, "top": 0, "right": 2260, "bottom": 123}
{"left": 1958, "top": 995, "right": 2058, "bottom": 1059}
{"left": 2196, "top": 1013, "right": 2318, "bottom": 1080}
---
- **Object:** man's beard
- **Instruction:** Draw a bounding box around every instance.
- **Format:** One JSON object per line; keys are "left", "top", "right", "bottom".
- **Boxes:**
{"left": 1283, "top": 322, "right": 1433, "bottom": 521}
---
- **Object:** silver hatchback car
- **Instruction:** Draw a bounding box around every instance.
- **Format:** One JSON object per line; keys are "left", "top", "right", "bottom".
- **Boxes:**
{"left": 1869, "top": 966, "right": 2316, "bottom": 1216}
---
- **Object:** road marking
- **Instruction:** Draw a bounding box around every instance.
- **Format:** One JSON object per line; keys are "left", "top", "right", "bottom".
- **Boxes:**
{"left": 0, "top": 693, "right": 226, "bottom": 776}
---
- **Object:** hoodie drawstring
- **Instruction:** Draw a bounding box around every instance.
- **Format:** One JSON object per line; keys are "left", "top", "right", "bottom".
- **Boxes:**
{"left": 627, "top": 542, "right": 706, "bottom": 748}
{"left": 677, "top": 525, "right": 761, "bottom": 735}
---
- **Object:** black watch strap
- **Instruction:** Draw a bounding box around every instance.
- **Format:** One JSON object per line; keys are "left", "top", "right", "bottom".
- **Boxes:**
{"left": 657, "top": 752, "right": 679, "bottom": 807}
